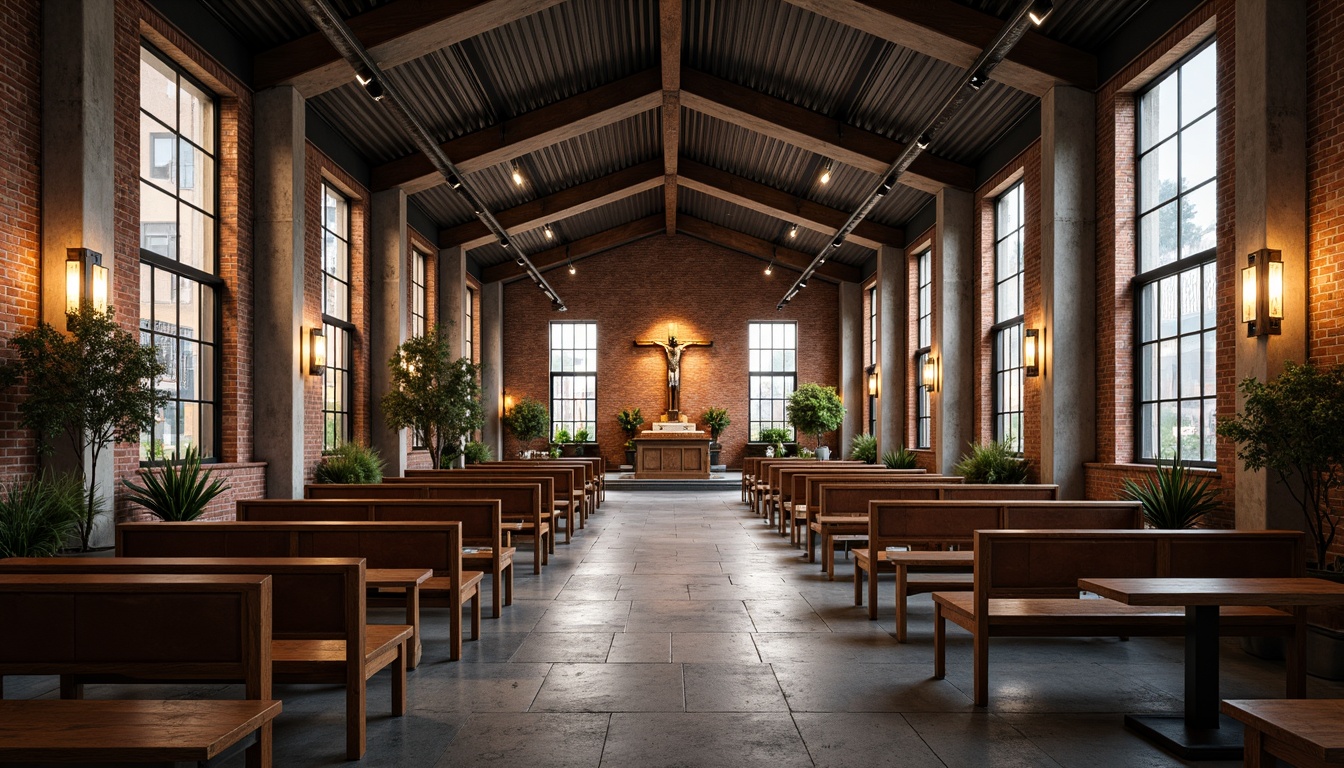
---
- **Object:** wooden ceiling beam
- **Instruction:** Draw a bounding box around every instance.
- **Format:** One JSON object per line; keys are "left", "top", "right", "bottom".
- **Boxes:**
{"left": 677, "top": 159, "right": 903, "bottom": 250}
{"left": 438, "top": 159, "right": 664, "bottom": 249}
{"left": 660, "top": 0, "right": 683, "bottom": 235}
{"left": 255, "top": 0, "right": 567, "bottom": 96}
{"left": 680, "top": 69, "right": 973, "bottom": 193}
{"left": 781, "top": 0, "right": 1095, "bottom": 96}
{"left": 482, "top": 215, "right": 665, "bottom": 282}
{"left": 677, "top": 216, "right": 860, "bottom": 283}
{"left": 372, "top": 69, "right": 662, "bottom": 193}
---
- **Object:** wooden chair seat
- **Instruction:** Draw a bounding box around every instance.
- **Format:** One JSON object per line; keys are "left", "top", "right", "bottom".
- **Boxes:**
{"left": 1222, "top": 699, "right": 1344, "bottom": 767}
{"left": 853, "top": 548, "right": 974, "bottom": 637}
{"left": 374, "top": 570, "right": 485, "bottom": 661}
{"left": 272, "top": 624, "right": 412, "bottom": 687}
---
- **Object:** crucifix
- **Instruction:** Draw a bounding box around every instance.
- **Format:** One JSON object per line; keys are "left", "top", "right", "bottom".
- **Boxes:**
{"left": 633, "top": 331, "right": 713, "bottom": 419}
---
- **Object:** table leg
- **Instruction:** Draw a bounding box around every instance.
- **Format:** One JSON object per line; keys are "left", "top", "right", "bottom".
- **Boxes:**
{"left": 406, "top": 584, "right": 422, "bottom": 670}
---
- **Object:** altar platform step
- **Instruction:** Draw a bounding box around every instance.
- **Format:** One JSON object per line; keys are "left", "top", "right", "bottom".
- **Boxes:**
{"left": 605, "top": 472, "right": 741, "bottom": 492}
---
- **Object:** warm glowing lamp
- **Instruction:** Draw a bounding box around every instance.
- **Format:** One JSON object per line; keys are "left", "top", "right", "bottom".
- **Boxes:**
{"left": 1242, "top": 248, "right": 1284, "bottom": 337}
{"left": 922, "top": 356, "right": 938, "bottom": 391}
{"left": 867, "top": 366, "right": 879, "bottom": 397}
{"left": 65, "top": 248, "right": 108, "bottom": 314}
{"left": 309, "top": 327, "right": 326, "bottom": 375}
{"left": 1023, "top": 328, "right": 1041, "bottom": 377}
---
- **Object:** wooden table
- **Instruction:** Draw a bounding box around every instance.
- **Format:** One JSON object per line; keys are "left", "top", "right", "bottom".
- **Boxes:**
{"left": 0, "top": 699, "right": 282, "bottom": 766}
{"left": 1078, "top": 577, "right": 1344, "bottom": 761}
{"left": 367, "top": 567, "right": 432, "bottom": 670}
{"left": 1222, "top": 698, "right": 1344, "bottom": 767}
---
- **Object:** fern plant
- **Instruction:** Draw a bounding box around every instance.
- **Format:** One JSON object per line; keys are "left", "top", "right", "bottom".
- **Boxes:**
{"left": 953, "top": 440, "right": 1028, "bottom": 483}
{"left": 122, "top": 445, "right": 229, "bottom": 521}
{"left": 463, "top": 441, "right": 494, "bottom": 465}
{"left": 1121, "top": 458, "right": 1220, "bottom": 529}
{"left": 314, "top": 442, "right": 385, "bottom": 484}
{"left": 850, "top": 433, "right": 878, "bottom": 464}
{"left": 883, "top": 447, "right": 918, "bottom": 469}
{"left": 554, "top": 427, "right": 572, "bottom": 444}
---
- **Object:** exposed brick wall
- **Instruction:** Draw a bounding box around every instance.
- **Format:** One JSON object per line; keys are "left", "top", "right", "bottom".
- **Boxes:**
{"left": 500, "top": 235, "right": 840, "bottom": 469}
{"left": 0, "top": 0, "right": 42, "bottom": 479}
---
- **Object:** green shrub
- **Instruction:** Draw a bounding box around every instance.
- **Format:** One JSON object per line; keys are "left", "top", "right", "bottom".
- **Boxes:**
{"left": 504, "top": 397, "right": 549, "bottom": 447}
{"left": 786, "top": 383, "right": 846, "bottom": 449}
{"left": 314, "top": 442, "right": 386, "bottom": 484}
{"left": 883, "top": 447, "right": 918, "bottom": 469}
{"left": 616, "top": 407, "right": 643, "bottom": 441}
{"left": 1121, "top": 458, "right": 1220, "bottom": 529}
{"left": 850, "top": 434, "right": 878, "bottom": 464}
{"left": 574, "top": 428, "right": 591, "bottom": 443}
{"left": 758, "top": 427, "right": 791, "bottom": 456}
{"left": 953, "top": 440, "right": 1028, "bottom": 483}
{"left": 554, "top": 427, "right": 572, "bottom": 444}
{"left": 122, "top": 445, "right": 230, "bottom": 521}
{"left": 702, "top": 407, "right": 730, "bottom": 441}
{"left": 0, "top": 474, "right": 83, "bottom": 557}
{"left": 463, "top": 441, "right": 494, "bottom": 465}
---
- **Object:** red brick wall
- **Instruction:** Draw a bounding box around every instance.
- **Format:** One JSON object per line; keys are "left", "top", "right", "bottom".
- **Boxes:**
{"left": 500, "top": 235, "right": 840, "bottom": 469}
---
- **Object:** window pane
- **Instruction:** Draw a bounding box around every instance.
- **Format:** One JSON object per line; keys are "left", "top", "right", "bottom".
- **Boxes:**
{"left": 1139, "top": 138, "right": 1178, "bottom": 212}
{"left": 1139, "top": 201, "right": 1179, "bottom": 272}
{"left": 1139, "top": 74, "right": 1178, "bottom": 151}
{"left": 1180, "top": 182, "right": 1217, "bottom": 258}
{"left": 1180, "top": 114, "right": 1216, "bottom": 191}
{"left": 1181, "top": 44, "right": 1217, "bottom": 125}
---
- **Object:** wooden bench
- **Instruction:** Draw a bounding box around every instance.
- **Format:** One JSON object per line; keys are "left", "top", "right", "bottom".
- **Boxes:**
{"left": 0, "top": 573, "right": 279, "bottom": 768}
{"left": 495, "top": 459, "right": 601, "bottom": 514}
{"left": 802, "top": 478, "right": 975, "bottom": 565}
{"left": 1221, "top": 699, "right": 1344, "bottom": 767}
{"left": 117, "top": 520, "right": 483, "bottom": 663}
{"left": 237, "top": 498, "right": 514, "bottom": 619}
{"left": 790, "top": 471, "right": 952, "bottom": 546}
{"left": 402, "top": 468, "right": 576, "bottom": 540}
{"left": 776, "top": 465, "right": 914, "bottom": 536}
{"left": 932, "top": 529, "right": 1306, "bottom": 707}
{"left": 454, "top": 463, "right": 589, "bottom": 532}
{"left": 0, "top": 557, "right": 408, "bottom": 761}
{"left": 307, "top": 481, "right": 551, "bottom": 571}
{"left": 754, "top": 460, "right": 869, "bottom": 523}
{"left": 853, "top": 499, "right": 1141, "bottom": 638}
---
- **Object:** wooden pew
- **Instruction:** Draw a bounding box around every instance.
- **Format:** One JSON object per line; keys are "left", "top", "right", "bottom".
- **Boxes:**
{"left": 307, "top": 481, "right": 551, "bottom": 571}
{"left": 453, "top": 463, "right": 588, "bottom": 533}
{"left": 1221, "top": 699, "right": 1344, "bottom": 767}
{"left": 404, "top": 469, "right": 576, "bottom": 544}
{"left": 0, "top": 557, "right": 407, "bottom": 761}
{"left": 782, "top": 468, "right": 937, "bottom": 542}
{"left": 237, "top": 498, "right": 514, "bottom": 619}
{"left": 488, "top": 459, "right": 601, "bottom": 513}
{"left": 852, "top": 499, "right": 1141, "bottom": 638}
{"left": 798, "top": 476, "right": 964, "bottom": 562}
{"left": 754, "top": 460, "right": 870, "bottom": 523}
{"left": 117, "top": 520, "right": 483, "bottom": 663}
{"left": 932, "top": 529, "right": 1306, "bottom": 707}
{"left": 0, "top": 573, "right": 280, "bottom": 768}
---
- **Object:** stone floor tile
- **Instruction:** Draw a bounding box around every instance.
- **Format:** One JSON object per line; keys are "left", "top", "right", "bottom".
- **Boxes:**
{"left": 600, "top": 713, "right": 812, "bottom": 768}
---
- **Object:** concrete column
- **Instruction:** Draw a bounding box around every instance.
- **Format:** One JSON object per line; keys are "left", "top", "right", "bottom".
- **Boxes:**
{"left": 438, "top": 245, "right": 466, "bottom": 357}
{"left": 370, "top": 189, "right": 408, "bottom": 476}
{"left": 480, "top": 282, "right": 505, "bottom": 459}
{"left": 874, "top": 245, "right": 907, "bottom": 453}
{"left": 253, "top": 87, "right": 307, "bottom": 498}
{"left": 1234, "top": 0, "right": 1307, "bottom": 531}
{"left": 40, "top": 0, "right": 116, "bottom": 544}
{"left": 1039, "top": 86, "right": 1097, "bottom": 499}
{"left": 838, "top": 281, "right": 863, "bottom": 456}
{"left": 934, "top": 188, "right": 976, "bottom": 474}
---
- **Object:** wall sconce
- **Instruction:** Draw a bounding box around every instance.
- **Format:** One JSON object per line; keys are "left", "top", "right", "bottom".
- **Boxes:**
{"left": 1242, "top": 248, "right": 1283, "bottom": 337}
{"left": 65, "top": 248, "right": 108, "bottom": 314}
{"left": 503, "top": 393, "right": 515, "bottom": 414}
{"left": 1023, "top": 328, "right": 1041, "bottom": 377}
{"left": 308, "top": 327, "right": 326, "bottom": 375}
{"left": 866, "top": 365, "right": 879, "bottom": 397}
{"left": 922, "top": 356, "right": 939, "bottom": 391}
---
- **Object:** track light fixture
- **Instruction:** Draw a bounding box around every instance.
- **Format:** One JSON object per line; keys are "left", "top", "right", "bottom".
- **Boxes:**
{"left": 1028, "top": 0, "right": 1053, "bottom": 25}
{"left": 568, "top": 259, "right": 576, "bottom": 275}
{"left": 788, "top": 224, "right": 798, "bottom": 239}
{"left": 544, "top": 224, "right": 555, "bottom": 240}
{"left": 511, "top": 164, "right": 525, "bottom": 187}
{"left": 764, "top": 261, "right": 773, "bottom": 276}
{"left": 354, "top": 67, "right": 385, "bottom": 100}
{"left": 968, "top": 71, "right": 988, "bottom": 90}
{"left": 819, "top": 160, "right": 833, "bottom": 185}
{"left": 915, "top": 134, "right": 931, "bottom": 150}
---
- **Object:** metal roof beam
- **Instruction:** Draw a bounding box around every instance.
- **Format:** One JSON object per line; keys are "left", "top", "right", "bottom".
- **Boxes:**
{"left": 680, "top": 69, "right": 973, "bottom": 193}
{"left": 677, "top": 216, "right": 860, "bottom": 283}
{"left": 372, "top": 68, "right": 662, "bottom": 194}
{"left": 781, "top": 0, "right": 1096, "bottom": 95}
{"left": 256, "top": 0, "right": 566, "bottom": 96}
{"left": 677, "top": 158, "right": 904, "bottom": 251}
{"left": 481, "top": 215, "right": 665, "bottom": 282}
{"left": 660, "top": 0, "right": 682, "bottom": 235}
{"left": 438, "top": 159, "right": 664, "bottom": 249}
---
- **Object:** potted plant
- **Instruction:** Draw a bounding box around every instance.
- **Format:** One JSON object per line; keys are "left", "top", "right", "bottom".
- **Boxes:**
{"left": 786, "top": 383, "right": 846, "bottom": 460}
{"left": 702, "top": 407, "right": 730, "bottom": 466}
{"left": 953, "top": 440, "right": 1028, "bottom": 483}
{"left": 381, "top": 323, "right": 484, "bottom": 469}
{"left": 503, "top": 396, "right": 549, "bottom": 457}
{"left": 850, "top": 433, "right": 877, "bottom": 464}
{"left": 759, "top": 427, "right": 792, "bottom": 458}
{"left": 573, "top": 428, "right": 591, "bottom": 457}
{"left": 1120, "top": 458, "right": 1220, "bottom": 529}
{"left": 122, "top": 445, "right": 230, "bottom": 521}
{"left": 463, "top": 440, "right": 493, "bottom": 465}
{"left": 617, "top": 407, "right": 643, "bottom": 466}
{"left": 1, "top": 305, "right": 168, "bottom": 550}
{"left": 313, "top": 442, "right": 386, "bottom": 483}
{"left": 553, "top": 427, "right": 572, "bottom": 455}
{"left": 883, "top": 447, "right": 918, "bottom": 469}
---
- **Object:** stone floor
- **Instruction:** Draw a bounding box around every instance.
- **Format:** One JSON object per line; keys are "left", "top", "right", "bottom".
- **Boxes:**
{"left": 10, "top": 488, "right": 1344, "bottom": 766}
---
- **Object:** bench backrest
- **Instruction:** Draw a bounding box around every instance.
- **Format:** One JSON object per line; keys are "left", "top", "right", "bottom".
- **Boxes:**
{"left": 117, "top": 520, "right": 463, "bottom": 582}
{"left": 0, "top": 573, "right": 272, "bottom": 699}
{"left": 780, "top": 465, "right": 893, "bottom": 506}
{"left": 796, "top": 470, "right": 943, "bottom": 511}
{"left": 306, "top": 481, "right": 547, "bottom": 523}
{"left": 974, "top": 529, "right": 1306, "bottom": 604}
{"left": 0, "top": 557, "right": 363, "bottom": 643}
{"left": 237, "top": 499, "right": 501, "bottom": 548}
{"left": 488, "top": 460, "right": 596, "bottom": 486}
{"left": 811, "top": 476, "right": 974, "bottom": 515}
{"left": 766, "top": 460, "right": 873, "bottom": 498}
{"left": 446, "top": 465, "right": 579, "bottom": 498}
{"left": 868, "top": 500, "right": 1141, "bottom": 549}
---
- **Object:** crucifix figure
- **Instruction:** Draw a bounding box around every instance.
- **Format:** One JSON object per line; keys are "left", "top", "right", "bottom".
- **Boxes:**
{"left": 634, "top": 334, "right": 713, "bottom": 417}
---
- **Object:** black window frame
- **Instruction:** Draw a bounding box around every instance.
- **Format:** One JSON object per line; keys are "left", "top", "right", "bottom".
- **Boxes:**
{"left": 992, "top": 183, "right": 1025, "bottom": 454}
{"left": 914, "top": 247, "right": 933, "bottom": 449}
{"left": 321, "top": 182, "right": 354, "bottom": 452}
{"left": 748, "top": 321, "right": 797, "bottom": 442}
{"left": 411, "top": 249, "right": 427, "bottom": 339}
{"left": 549, "top": 320, "right": 598, "bottom": 440}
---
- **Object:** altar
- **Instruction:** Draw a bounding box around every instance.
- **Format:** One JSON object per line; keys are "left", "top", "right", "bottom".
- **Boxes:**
{"left": 633, "top": 431, "right": 711, "bottom": 479}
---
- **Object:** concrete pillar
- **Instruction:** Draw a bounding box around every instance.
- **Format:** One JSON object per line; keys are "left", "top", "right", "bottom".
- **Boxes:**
{"left": 934, "top": 188, "right": 976, "bottom": 474}
{"left": 370, "top": 189, "right": 408, "bottom": 476}
{"left": 1039, "top": 86, "right": 1097, "bottom": 499}
{"left": 480, "top": 282, "right": 505, "bottom": 460}
{"left": 1234, "top": 0, "right": 1307, "bottom": 531}
{"left": 438, "top": 245, "right": 466, "bottom": 357}
{"left": 40, "top": 0, "right": 116, "bottom": 544}
{"left": 838, "top": 281, "right": 863, "bottom": 456}
{"left": 252, "top": 87, "right": 307, "bottom": 498}
{"left": 874, "top": 245, "right": 907, "bottom": 453}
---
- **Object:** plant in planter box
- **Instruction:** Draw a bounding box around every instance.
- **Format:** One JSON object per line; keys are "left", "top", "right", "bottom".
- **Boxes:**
{"left": 953, "top": 440, "right": 1028, "bottom": 483}
{"left": 503, "top": 397, "right": 550, "bottom": 454}
{"left": 786, "top": 383, "right": 846, "bottom": 459}
{"left": 617, "top": 407, "right": 643, "bottom": 464}
{"left": 381, "top": 323, "right": 483, "bottom": 470}
{"left": 850, "top": 433, "right": 878, "bottom": 464}
{"left": 314, "top": 442, "right": 385, "bottom": 484}
{"left": 554, "top": 427, "right": 572, "bottom": 445}
{"left": 758, "top": 427, "right": 792, "bottom": 458}
{"left": 463, "top": 440, "right": 494, "bottom": 465}
{"left": 1218, "top": 361, "right": 1344, "bottom": 571}
{"left": 0, "top": 474, "right": 83, "bottom": 557}
{"left": 1121, "top": 458, "right": 1220, "bottom": 529}
{"left": 883, "top": 447, "right": 918, "bottom": 469}
{"left": 571, "top": 428, "right": 591, "bottom": 457}
{"left": 122, "top": 445, "right": 230, "bottom": 522}
{"left": 702, "top": 407, "right": 730, "bottom": 443}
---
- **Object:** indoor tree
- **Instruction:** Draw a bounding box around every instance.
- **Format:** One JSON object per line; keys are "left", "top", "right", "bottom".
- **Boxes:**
{"left": 0, "top": 305, "right": 167, "bottom": 550}
{"left": 503, "top": 396, "right": 549, "bottom": 453}
{"left": 380, "top": 323, "right": 484, "bottom": 469}
{"left": 786, "top": 383, "right": 846, "bottom": 455}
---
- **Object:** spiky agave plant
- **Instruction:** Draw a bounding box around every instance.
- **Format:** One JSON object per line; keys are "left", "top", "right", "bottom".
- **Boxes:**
{"left": 1121, "top": 458, "right": 1220, "bottom": 529}
{"left": 882, "top": 447, "right": 918, "bottom": 469}
{"left": 122, "top": 445, "right": 229, "bottom": 521}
